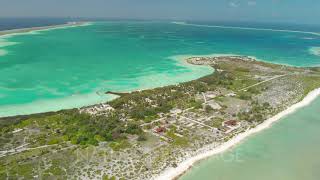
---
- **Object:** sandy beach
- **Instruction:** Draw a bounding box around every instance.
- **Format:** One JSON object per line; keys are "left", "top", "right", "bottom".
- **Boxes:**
{"left": 0, "top": 21, "right": 90, "bottom": 37}
{"left": 154, "top": 87, "right": 320, "bottom": 180}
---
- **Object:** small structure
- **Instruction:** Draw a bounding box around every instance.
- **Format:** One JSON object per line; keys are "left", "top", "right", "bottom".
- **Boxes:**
{"left": 174, "top": 133, "right": 184, "bottom": 137}
{"left": 170, "top": 108, "right": 182, "bottom": 115}
{"left": 154, "top": 127, "right": 166, "bottom": 134}
{"left": 206, "top": 100, "right": 222, "bottom": 110}
{"left": 145, "top": 98, "right": 152, "bottom": 103}
{"left": 80, "top": 103, "right": 114, "bottom": 115}
{"left": 205, "top": 91, "right": 218, "bottom": 99}
{"left": 202, "top": 91, "right": 219, "bottom": 103}
{"left": 12, "top": 128, "right": 23, "bottom": 134}
{"left": 226, "top": 92, "right": 237, "bottom": 97}
{"left": 222, "top": 120, "right": 241, "bottom": 133}
{"left": 223, "top": 120, "right": 238, "bottom": 127}
{"left": 222, "top": 120, "right": 241, "bottom": 134}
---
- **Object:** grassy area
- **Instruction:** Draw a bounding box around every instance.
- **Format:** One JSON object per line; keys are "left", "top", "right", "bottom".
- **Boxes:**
{"left": 0, "top": 110, "right": 143, "bottom": 147}
{"left": 299, "top": 75, "right": 320, "bottom": 96}
{"left": 109, "top": 140, "right": 131, "bottom": 151}
{"left": 211, "top": 117, "right": 224, "bottom": 128}
{"left": 1, "top": 57, "right": 320, "bottom": 179}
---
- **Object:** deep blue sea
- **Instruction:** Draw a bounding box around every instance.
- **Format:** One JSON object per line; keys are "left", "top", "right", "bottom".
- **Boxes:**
{"left": 0, "top": 18, "right": 71, "bottom": 31}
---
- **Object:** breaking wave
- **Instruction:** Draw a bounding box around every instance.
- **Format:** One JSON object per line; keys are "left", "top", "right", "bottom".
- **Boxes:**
{"left": 309, "top": 47, "right": 320, "bottom": 56}
{"left": 172, "top": 22, "right": 320, "bottom": 36}
{"left": 0, "top": 49, "right": 8, "bottom": 56}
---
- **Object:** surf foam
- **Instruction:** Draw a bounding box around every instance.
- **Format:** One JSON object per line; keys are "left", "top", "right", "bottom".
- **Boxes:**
{"left": 0, "top": 49, "right": 8, "bottom": 56}
{"left": 309, "top": 47, "right": 320, "bottom": 56}
{"left": 172, "top": 22, "right": 320, "bottom": 36}
{"left": 0, "top": 39, "right": 19, "bottom": 56}
{"left": 0, "top": 40, "right": 19, "bottom": 48}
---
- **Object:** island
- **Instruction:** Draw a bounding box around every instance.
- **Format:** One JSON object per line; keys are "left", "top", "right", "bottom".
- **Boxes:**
{"left": 1, "top": 56, "right": 320, "bottom": 180}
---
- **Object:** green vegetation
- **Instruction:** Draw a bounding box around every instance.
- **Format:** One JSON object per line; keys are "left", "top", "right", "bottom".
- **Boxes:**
{"left": 1, "top": 57, "right": 320, "bottom": 179}
{"left": 247, "top": 86, "right": 261, "bottom": 94}
{"left": 0, "top": 110, "right": 143, "bottom": 147}
{"left": 237, "top": 101, "right": 272, "bottom": 122}
{"left": 109, "top": 140, "right": 131, "bottom": 151}
{"left": 166, "top": 127, "right": 189, "bottom": 147}
{"left": 298, "top": 75, "right": 320, "bottom": 97}
{"left": 211, "top": 117, "right": 224, "bottom": 128}
{"left": 103, "top": 175, "right": 117, "bottom": 180}
{"left": 235, "top": 67, "right": 250, "bottom": 72}
{"left": 238, "top": 91, "right": 252, "bottom": 100}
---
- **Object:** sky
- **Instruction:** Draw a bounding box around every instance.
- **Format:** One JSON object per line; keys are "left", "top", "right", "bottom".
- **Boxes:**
{"left": 0, "top": 0, "right": 319, "bottom": 24}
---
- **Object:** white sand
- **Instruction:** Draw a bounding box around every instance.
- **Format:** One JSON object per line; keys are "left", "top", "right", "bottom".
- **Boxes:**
{"left": 154, "top": 88, "right": 320, "bottom": 180}
{"left": 0, "top": 22, "right": 91, "bottom": 39}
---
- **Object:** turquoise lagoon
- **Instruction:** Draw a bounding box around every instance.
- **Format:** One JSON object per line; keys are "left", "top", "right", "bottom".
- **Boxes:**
{"left": 0, "top": 21, "right": 319, "bottom": 117}
{"left": 1, "top": 21, "right": 320, "bottom": 180}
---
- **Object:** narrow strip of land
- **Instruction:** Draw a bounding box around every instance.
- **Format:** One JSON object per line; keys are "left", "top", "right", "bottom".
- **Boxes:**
{"left": 0, "top": 22, "right": 88, "bottom": 37}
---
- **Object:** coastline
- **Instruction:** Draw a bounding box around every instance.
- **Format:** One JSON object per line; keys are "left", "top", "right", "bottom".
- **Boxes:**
{"left": 0, "top": 54, "right": 213, "bottom": 118}
{"left": 0, "top": 21, "right": 90, "bottom": 37}
{"left": 154, "top": 87, "right": 320, "bottom": 180}
{"left": 1, "top": 53, "right": 320, "bottom": 179}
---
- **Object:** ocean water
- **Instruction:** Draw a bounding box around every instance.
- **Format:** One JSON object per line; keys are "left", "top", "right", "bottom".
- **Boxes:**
{"left": 0, "top": 21, "right": 320, "bottom": 117}
{"left": 180, "top": 96, "right": 320, "bottom": 180}
{"left": 0, "top": 18, "right": 70, "bottom": 31}
{"left": 310, "top": 47, "right": 320, "bottom": 56}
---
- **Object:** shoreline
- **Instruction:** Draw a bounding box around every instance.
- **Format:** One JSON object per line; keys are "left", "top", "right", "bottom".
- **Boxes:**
{"left": 0, "top": 21, "right": 90, "bottom": 37}
{"left": 154, "top": 87, "right": 320, "bottom": 180}
{"left": 1, "top": 53, "right": 320, "bottom": 179}
{"left": 0, "top": 54, "right": 213, "bottom": 118}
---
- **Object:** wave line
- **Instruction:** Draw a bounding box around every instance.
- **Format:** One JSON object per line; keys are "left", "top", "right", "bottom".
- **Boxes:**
{"left": 172, "top": 22, "right": 320, "bottom": 36}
